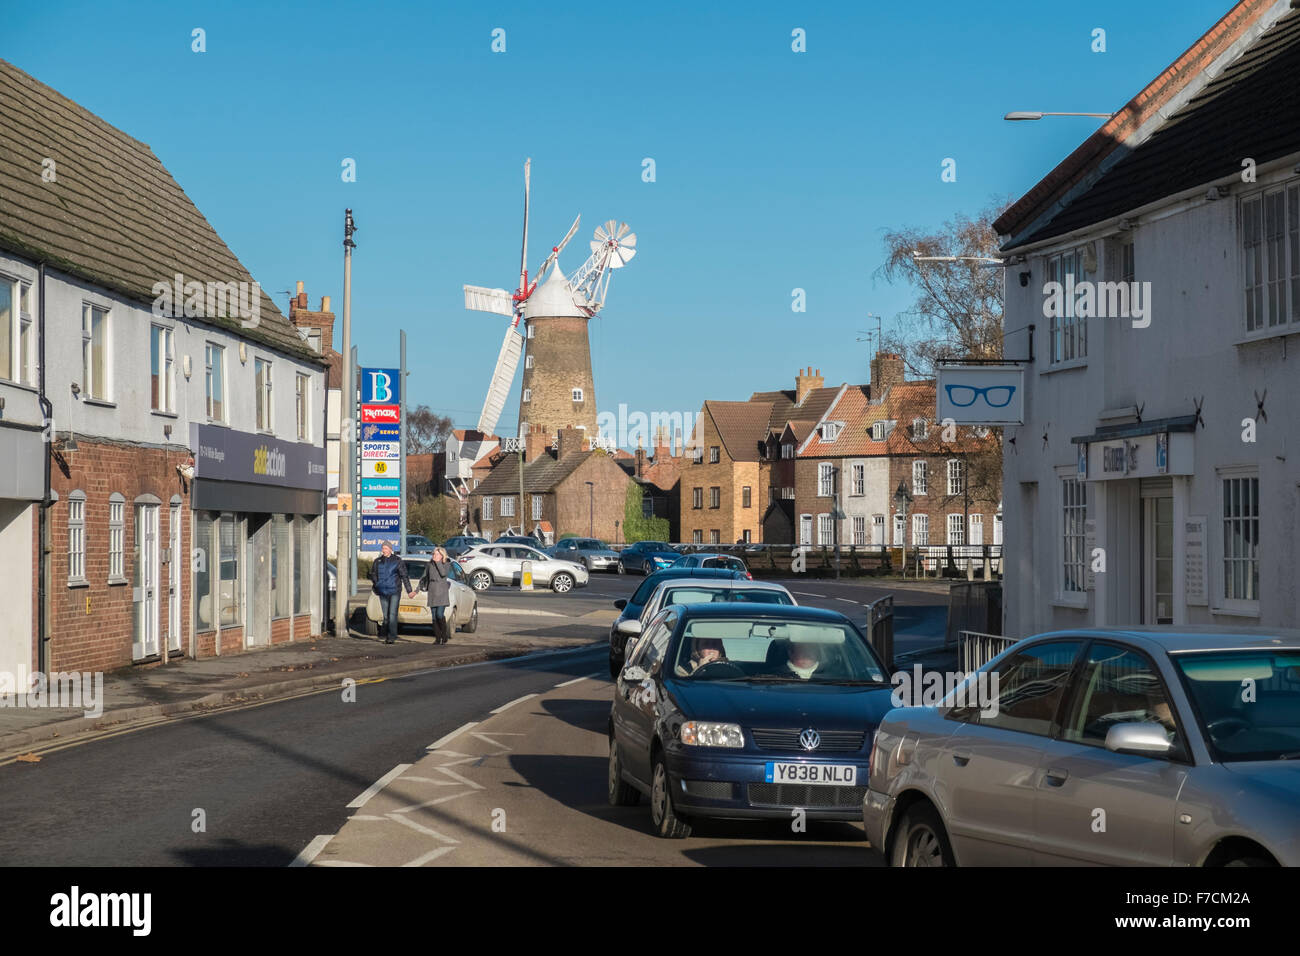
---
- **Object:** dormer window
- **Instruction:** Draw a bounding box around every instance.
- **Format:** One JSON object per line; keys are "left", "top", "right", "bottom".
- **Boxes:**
{"left": 913, "top": 418, "right": 928, "bottom": 440}
{"left": 821, "top": 422, "right": 840, "bottom": 442}
{"left": 307, "top": 328, "right": 321, "bottom": 353}
{"left": 871, "top": 422, "right": 886, "bottom": 441}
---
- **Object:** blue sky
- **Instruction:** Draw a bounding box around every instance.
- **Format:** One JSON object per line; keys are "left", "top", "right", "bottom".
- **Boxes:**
{"left": 6, "top": 0, "right": 1233, "bottom": 443}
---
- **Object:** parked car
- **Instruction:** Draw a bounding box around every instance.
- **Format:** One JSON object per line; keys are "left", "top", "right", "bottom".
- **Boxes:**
{"left": 405, "top": 534, "right": 437, "bottom": 557}
{"left": 458, "top": 543, "right": 589, "bottom": 593}
{"left": 608, "top": 567, "right": 749, "bottom": 677}
{"left": 363, "top": 556, "right": 478, "bottom": 636}
{"left": 671, "top": 553, "right": 751, "bottom": 577}
{"left": 495, "top": 534, "right": 543, "bottom": 546}
{"left": 610, "top": 578, "right": 796, "bottom": 677}
{"left": 609, "top": 603, "right": 893, "bottom": 838}
{"left": 617, "top": 540, "right": 681, "bottom": 575}
{"left": 548, "top": 537, "right": 620, "bottom": 573}
{"left": 864, "top": 626, "right": 1300, "bottom": 867}
{"left": 444, "top": 535, "right": 488, "bottom": 559}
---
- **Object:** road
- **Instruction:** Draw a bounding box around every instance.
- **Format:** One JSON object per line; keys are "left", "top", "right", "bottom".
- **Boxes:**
{"left": 0, "top": 572, "right": 944, "bottom": 865}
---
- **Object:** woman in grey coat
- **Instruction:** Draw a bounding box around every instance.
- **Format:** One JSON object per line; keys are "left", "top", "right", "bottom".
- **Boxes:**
{"left": 420, "top": 547, "right": 454, "bottom": 644}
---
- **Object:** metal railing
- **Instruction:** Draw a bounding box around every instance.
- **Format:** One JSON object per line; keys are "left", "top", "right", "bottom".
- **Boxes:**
{"left": 866, "top": 594, "right": 895, "bottom": 670}
{"left": 958, "top": 630, "right": 1019, "bottom": 673}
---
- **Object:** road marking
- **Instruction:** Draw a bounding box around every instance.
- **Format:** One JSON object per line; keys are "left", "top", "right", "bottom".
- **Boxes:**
{"left": 390, "top": 791, "right": 472, "bottom": 814}
{"left": 314, "top": 860, "right": 373, "bottom": 867}
{"left": 792, "top": 590, "right": 822, "bottom": 597}
{"left": 428, "top": 721, "right": 478, "bottom": 751}
{"left": 289, "top": 835, "right": 332, "bottom": 867}
{"left": 490, "top": 693, "right": 537, "bottom": 714}
{"left": 434, "top": 765, "right": 485, "bottom": 790}
{"left": 403, "top": 847, "right": 457, "bottom": 867}
{"left": 399, "top": 776, "right": 463, "bottom": 785}
{"left": 477, "top": 607, "right": 566, "bottom": 618}
{"left": 386, "top": 812, "right": 459, "bottom": 843}
{"left": 836, "top": 597, "right": 863, "bottom": 605}
{"left": 347, "top": 763, "right": 413, "bottom": 809}
{"left": 554, "top": 672, "right": 601, "bottom": 688}
{"left": 349, "top": 814, "right": 388, "bottom": 821}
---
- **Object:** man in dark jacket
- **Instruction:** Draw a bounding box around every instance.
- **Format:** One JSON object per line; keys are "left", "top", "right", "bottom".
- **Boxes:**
{"left": 369, "top": 541, "right": 414, "bottom": 643}
{"left": 419, "top": 547, "right": 454, "bottom": 645}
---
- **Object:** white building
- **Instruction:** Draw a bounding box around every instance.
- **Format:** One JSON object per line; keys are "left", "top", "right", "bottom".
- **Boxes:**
{"left": 997, "top": 0, "right": 1300, "bottom": 638}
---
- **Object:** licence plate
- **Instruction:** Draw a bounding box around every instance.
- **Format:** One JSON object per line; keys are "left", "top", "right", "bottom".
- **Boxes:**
{"left": 400, "top": 605, "right": 423, "bottom": 613}
{"left": 765, "top": 762, "right": 857, "bottom": 785}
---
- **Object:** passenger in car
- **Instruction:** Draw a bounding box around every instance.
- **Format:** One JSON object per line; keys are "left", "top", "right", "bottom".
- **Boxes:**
{"left": 787, "top": 639, "right": 821, "bottom": 680}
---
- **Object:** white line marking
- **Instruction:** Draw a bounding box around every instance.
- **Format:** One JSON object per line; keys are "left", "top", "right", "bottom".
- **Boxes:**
{"left": 390, "top": 791, "right": 472, "bottom": 814}
{"left": 399, "top": 776, "right": 462, "bottom": 784}
{"left": 348, "top": 814, "right": 387, "bottom": 821}
{"left": 314, "top": 860, "right": 373, "bottom": 867}
{"left": 836, "top": 597, "right": 863, "bottom": 605}
{"left": 428, "top": 721, "right": 478, "bottom": 751}
{"left": 490, "top": 693, "right": 537, "bottom": 714}
{"left": 386, "top": 813, "right": 460, "bottom": 844}
{"left": 792, "top": 591, "right": 822, "bottom": 597}
{"left": 289, "top": 835, "right": 332, "bottom": 867}
{"left": 477, "top": 607, "right": 566, "bottom": 618}
{"left": 554, "top": 672, "right": 600, "bottom": 687}
{"left": 435, "top": 766, "right": 486, "bottom": 790}
{"left": 403, "top": 847, "right": 457, "bottom": 867}
{"left": 347, "top": 763, "right": 413, "bottom": 809}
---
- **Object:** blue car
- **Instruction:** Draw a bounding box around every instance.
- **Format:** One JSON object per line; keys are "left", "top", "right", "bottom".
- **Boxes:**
{"left": 608, "top": 603, "right": 895, "bottom": 838}
{"left": 617, "top": 540, "right": 681, "bottom": 575}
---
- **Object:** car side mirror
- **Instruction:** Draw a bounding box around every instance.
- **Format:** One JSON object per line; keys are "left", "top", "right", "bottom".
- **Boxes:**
{"left": 616, "top": 619, "right": 643, "bottom": 637}
{"left": 1105, "top": 722, "right": 1173, "bottom": 756}
{"left": 614, "top": 599, "right": 627, "bottom": 610}
{"left": 622, "top": 665, "right": 649, "bottom": 683}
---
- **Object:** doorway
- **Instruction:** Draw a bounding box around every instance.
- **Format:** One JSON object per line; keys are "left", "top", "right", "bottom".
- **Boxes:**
{"left": 1142, "top": 495, "right": 1173, "bottom": 625}
{"left": 168, "top": 501, "right": 182, "bottom": 654}
{"left": 246, "top": 515, "right": 271, "bottom": 646}
{"left": 132, "top": 502, "right": 160, "bottom": 659}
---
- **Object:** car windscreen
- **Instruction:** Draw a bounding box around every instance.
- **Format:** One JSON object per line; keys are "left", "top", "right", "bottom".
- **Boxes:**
{"left": 1175, "top": 651, "right": 1300, "bottom": 761}
{"left": 578, "top": 539, "right": 604, "bottom": 549}
{"left": 660, "top": 587, "right": 792, "bottom": 607}
{"left": 671, "top": 619, "right": 887, "bottom": 683}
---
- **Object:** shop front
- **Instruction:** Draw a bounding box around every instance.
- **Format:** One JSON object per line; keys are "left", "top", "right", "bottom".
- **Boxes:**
{"left": 0, "top": 422, "right": 44, "bottom": 684}
{"left": 189, "top": 424, "right": 327, "bottom": 656}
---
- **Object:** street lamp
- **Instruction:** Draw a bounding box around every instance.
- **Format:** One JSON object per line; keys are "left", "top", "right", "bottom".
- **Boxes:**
{"left": 911, "top": 250, "right": 1004, "bottom": 265}
{"left": 585, "top": 481, "right": 594, "bottom": 537}
{"left": 1003, "top": 111, "right": 1115, "bottom": 121}
{"left": 893, "top": 480, "right": 913, "bottom": 579}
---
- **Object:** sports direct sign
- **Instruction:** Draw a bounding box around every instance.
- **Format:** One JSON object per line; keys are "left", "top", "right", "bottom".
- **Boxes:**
{"left": 359, "top": 367, "right": 403, "bottom": 554}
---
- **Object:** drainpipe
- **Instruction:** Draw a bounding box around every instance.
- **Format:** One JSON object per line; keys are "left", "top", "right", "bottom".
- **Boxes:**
{"left": 36, "top": 262, "right": 50, "bottom": 674}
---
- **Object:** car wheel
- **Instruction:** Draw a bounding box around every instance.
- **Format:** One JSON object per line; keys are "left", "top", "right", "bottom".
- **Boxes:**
{"left": 363, "top": 616, "right": 378, "bottom": 637}
{"left": 608, "top": 740, "right": 641, "bottom": 807}
{"left": 641, "top": 560, "right": 650, "bottom": 575}
{"left": 891, "top": 804, "right": 954, "bottom": 867}
{"left": 551, "top": 572, "right": 574, "bottom": 593}
{"left": 617, "top": 561, "right": 626, "bottom": 575}
{"left": 1224, "top": 856, "right": 1275, "bottom": 867}
{"left": 471, "top": 570, "right": 493, "bottom": 591}
{"left": 650, "top": 751, "right": 691, "bottom": 838}
{"left": 461, "top": 603, "right": 478, "bottom": 634}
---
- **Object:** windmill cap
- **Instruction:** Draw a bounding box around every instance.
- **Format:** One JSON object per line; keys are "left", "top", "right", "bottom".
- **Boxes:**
{"left": 523, "top": 257, "right": 584, "bottom": 319}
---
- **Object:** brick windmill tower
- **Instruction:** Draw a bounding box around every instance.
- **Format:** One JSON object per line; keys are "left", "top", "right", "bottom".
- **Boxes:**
{"left": 463, "top": 160, "right": 637, "bottom": 449}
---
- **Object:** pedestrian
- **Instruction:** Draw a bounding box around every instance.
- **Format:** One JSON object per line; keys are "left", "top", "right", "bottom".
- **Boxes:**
{"left": 369, "top": 541, "right": 414, "bottom": 644}
{"left": 420, "top": 546, "right": 454, "bottom": 645}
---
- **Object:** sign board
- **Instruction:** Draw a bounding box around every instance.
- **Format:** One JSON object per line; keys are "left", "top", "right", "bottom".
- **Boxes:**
{"left": 1085, "top": 431, "right": 1193, "bottom": 481}
{"left": 360, "top": 367, "right": 401, "bottom": 405}
{"left": 361, "top": 515, "right": 400, "bottom": 534}
{"left": 190, "top": 424, "right": 327, "bottom": 489}
{"left": 361, "top": 441, "right": 401, "bottom": 459}
{"left": 936, "top": 364, "right": 1025, "bottom": 426}
{"left": 361, "top": 477, "right": 400, "bottom": 496}
{"left": 337, "top": 492, "right": 353, "bottom": 514}
{"left": 361, "top": 404, "right": 401, "bottom": 425}
{"left": 362, "top": 458, "right": 400, "bottom": 478}
{"left": 359, "top": 367, "right": 404, "bottom": 556}
{"left": 361, "top": 423, "right": 400, "bottom": 442}
{"left": 1184, "top": 516, "right": 1208, "bottom": 606}
{"left": 362, "top": 496, "right": 401, "bottom": 514}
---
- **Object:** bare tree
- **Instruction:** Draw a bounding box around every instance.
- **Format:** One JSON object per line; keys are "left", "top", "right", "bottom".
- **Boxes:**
{"left": 407, "top": 405, "right": 454, "bottom": 455}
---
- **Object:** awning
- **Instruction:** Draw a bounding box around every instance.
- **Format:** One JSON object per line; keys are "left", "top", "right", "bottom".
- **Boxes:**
{"left": 1070, "top": 414, "right": 1197, "bottom": 445}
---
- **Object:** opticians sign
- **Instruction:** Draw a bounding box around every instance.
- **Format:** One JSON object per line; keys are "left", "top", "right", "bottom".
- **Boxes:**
{"left": 936, "top": 364, "right": 1025, "bottom": 426}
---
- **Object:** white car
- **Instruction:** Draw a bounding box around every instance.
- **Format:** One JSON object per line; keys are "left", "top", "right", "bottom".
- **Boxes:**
{"left": 458, "top": 543, "right": 589, "bottom": 593}
{"left": 365, "top": 556, "right": 478, "bottom": 635}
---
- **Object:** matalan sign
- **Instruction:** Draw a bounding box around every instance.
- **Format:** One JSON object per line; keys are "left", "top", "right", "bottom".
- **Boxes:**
{"left": 935, "top": 364, "right": 1024, "bottom": 426}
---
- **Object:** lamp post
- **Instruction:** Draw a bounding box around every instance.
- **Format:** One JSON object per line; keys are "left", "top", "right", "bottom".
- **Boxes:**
{"left": 832, "top": 466, "right": 841, "bottom": 580}
{"left": 585, "top": 481, "right": 594, "bottom": 537}
{"left": 894, "top": 479, "right": 913, "bottom": 579}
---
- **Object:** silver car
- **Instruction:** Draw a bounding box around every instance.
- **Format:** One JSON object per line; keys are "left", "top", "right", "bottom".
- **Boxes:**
{"left": 458, "top": 543, "right": 589, "bottom": 593}
{"left": 864, "top": 627, "right": 1300, "bottom": 867}
{"left": 615, "top": 579, "right": 797, "bottom": 649}
{"left": 548, "top": 537, "right": 621, "bottom": 572}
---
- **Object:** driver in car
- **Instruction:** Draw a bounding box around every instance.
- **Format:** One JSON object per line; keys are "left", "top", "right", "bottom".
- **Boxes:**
{"left": 678, "top": 637, "right": 727, "bottom": 677}
{"left": 786, "top": 639, "right": 821, "bottom": 680}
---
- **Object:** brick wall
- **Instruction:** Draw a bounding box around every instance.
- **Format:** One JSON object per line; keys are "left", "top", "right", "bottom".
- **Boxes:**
{"left": 888, "top": 454, "right": 999, "bottom": 545}
{"left": 555, "top": 454, "right": 630, "bottom": 540}
{"left": 271, "top": 617, "right": 292, "bottom": 645}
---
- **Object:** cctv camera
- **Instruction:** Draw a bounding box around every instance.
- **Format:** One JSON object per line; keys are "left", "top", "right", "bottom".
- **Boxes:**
{"left": 1019, "top": 271, "right": 1031, "bottom": 287}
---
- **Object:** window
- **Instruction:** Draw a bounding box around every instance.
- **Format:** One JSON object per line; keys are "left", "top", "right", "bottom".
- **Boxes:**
{"left": 1241, "top": 184, "right": 1300, "bottom": 332}
{"left": 742, "top": 529, "right": 752, "bottom": 544}
{"left": 782, "top": 486, "right": 795, "bottom": 499}
{"left": 81, "top": 304, "right": 109, "bottom": 400}
{"left": 501, "top": 496, "right": 515, "bottom": 517}
{"left": 692, "top": 487, "right": 703, "bottom": 509}
{"left": 1061, "top": 643, "right": 1180, "bottom": 751}
{"left": 1062, "top": 477, "right": 1087, "bottom": 594}
{"left": 822, "top": 422, "right": 840, "bottom": 441}
{"left": 799, "top": 514, "right": 812, "bottom": 546}
{"left": 255, "top": 358, "right": 273, "bottom": 430}
{"left": 893, "top": 513, "right": 905, "bottom": 546}
{"left": 205, "top": 344, "right": 225, "bottom": 421}
{"left": 871, "top": 421, "right": 887, "bottom": 441}
{"left": 293, "top": 516, "right": 312, "bottom": 616}
{"left": 272, "top": 515, "right": 292, "bottom": 620}
{"left": 525, "top": 355, "right": 534, "bottom": 369}
{"left": 295, "top": 373, "right": 311, "bottom": 441}
{"left": 195, "top": 512, "right": 215, "bottom": 630}
{"left": 912, "top": 418, "right": 927, "bottom": 440}
{"left": 572, "top": 388, "right": 584, "bottom": 402}
{"left": 218, "top": 513, "right": 242, "bottom": 626}
{"left": 768, "top": 487, "right": 776, "bottom": 506}
{"left": 947, "top": 459, "right": 964, "bottom": 497}
{"left": 108, "top": 493, "right": 126, "bottom": 582}
{"left": 523, "top": 388, "right": 532, "bottom": 403}
{"left": 912, "top": 460, "right": 927, "bottom": 495}
{"left": 1046, "top": 247, "right": 1088, "bottom": 363}
{"left": 532, "top": 494, "right": 543, "bottom": 520}
{"left": 709, "top": 529, "right": 720, "bottom": 545}
{"left": 994, "top": 510, "right": 1003, "bottom": 545}
{"left": 781, "top": 443, "right": 793, "bottom": 459}
{"left": 306, "top": 328, "right": 322, "bottom": 353}
{"left": 969, "top": 513, "right": 984, "bottom": 546}
{"left": 818, "top": 463, "right": 834, "bottom": 497}
{"left": 853, "top": 515, "right": 866, "bottom": 546}
{"left": 956, "top": 642, "right": 1083, "bottom": 736}
{"left": 912, "top": 513, "right": 929, "bottom": 546}
{"left": 1119, "top": 238, "right": 1135, "bottom": 285}
{"left": 947, "top": 514, "right": 965, "bottom": 546}
{"left": 742, "top": 486, "right": 751, "bottom": 508}
{"left": 709, "top": 487, "right": 720, "bottom": 509}
{"left": 1222, "top": 475, "right": 1260, "bottom": 603}
{"left": 818, "top": 513, "right": 833, "bottom": 545}
{"left": 693, "top": 529, "right": 703, "bottom": 544}
{"left": 150, "top": 325, "right": 175, "bottom": 412}
{"left": 872, "top": 514, "right": 884, "bottom": 546}
{"left": 642, "top": 496, "right": 654, "bottom": 519}
{"left": 0, "top": 277, "right": 36, "bottom": 385}
{"left": 482, "top": 496, "right": 494, "bottom": 520}
{"left": 527, "top": 322, "right": 535, "bottom": 339}
{"left": 67, "top": 491, "right": 87, "bottom": 584}
{"left": 851, "top": 463, "right": 864, "bottom": 496}
{"left": 709, "top": 446, "right": 720, "bottom": 464}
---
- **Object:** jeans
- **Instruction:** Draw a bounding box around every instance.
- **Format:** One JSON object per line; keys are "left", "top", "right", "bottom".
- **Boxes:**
{"left": 380, "top": 591, "right": 402, "bottom": 639}
{"left": 431, "top": 604, "right": 448, "bottom": 641}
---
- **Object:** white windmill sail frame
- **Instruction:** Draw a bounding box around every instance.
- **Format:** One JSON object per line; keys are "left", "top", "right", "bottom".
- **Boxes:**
{"left": 478, "top": 326, "right": 524, "bottom": 434}
{"left": 463, "top": 285, "right": 516, "bottom": 317}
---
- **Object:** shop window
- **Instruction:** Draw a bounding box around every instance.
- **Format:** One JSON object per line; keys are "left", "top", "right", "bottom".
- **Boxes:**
{"left": 272, "top": 515, "right": 293, "bottom": 620}
{"left": 219, "top": 513, "right": 242, "bottom": 626}
{"left": 293, "top": 516, "right": 312, "bottom": 616}
{"left": 195, "top": 512, "right": 215, "bottom": 630}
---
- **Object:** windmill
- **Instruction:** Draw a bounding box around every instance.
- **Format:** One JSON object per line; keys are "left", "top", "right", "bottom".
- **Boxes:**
{"left": 463, "top": 160, "right": 636, "bottom": 440}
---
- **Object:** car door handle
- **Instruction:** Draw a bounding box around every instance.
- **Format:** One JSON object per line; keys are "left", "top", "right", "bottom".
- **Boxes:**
{"left": 1043, "top": 768, "right": 1069, "bottom": 787}
{"left": 951, "top": 752, "right": 970, "bottom": 767}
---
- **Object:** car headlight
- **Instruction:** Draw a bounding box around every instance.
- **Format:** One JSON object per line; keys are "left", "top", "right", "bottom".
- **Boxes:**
{"left": 680, "top": 721, "right": 744, "bottom": 748}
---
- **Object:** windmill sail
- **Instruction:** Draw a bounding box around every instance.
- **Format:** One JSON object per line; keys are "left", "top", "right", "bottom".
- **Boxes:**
{"left": 477, "top": 326, "right": 524, "bottom": 434}
{"left": 463, "top": 285, "right": 516, "bottom": 317}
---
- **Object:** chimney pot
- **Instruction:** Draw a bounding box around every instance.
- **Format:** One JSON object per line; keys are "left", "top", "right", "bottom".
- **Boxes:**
{"left": 296, "top": 280, "right": 304, "bottom": 295}
{"left": 321, "top": 295, "right": 331, "bottom": 313}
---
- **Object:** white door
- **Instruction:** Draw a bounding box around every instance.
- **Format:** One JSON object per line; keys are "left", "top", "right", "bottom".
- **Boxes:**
{"left": 168, "top": 504, "right": 182, "bottom": 653}
{"left": 132, "top": 504, "right": 160, "bottom": 659}
{"left": 799, "top": 514, "right": 812, "bottom": 546}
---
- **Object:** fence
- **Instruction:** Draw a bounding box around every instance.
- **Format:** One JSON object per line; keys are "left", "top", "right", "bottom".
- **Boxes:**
{"left": 946, "top": 581, "right": 1003, "bottom": 648}
{"left": 958, "top": 630, "right": 1020, "bottom": 673}
{"left": 604, "top": 541, "right": 1002, "bottom": 579}
{"left": 865, "top": 594, "right": 895, "bottom": 670}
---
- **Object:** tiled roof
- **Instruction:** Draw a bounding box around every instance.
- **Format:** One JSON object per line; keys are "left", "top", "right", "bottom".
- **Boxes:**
{"left": 704, "top": 400, "right": 774, "bottom": 462}
{"left": 472, "top": 448, "right": 594, "bottom": 495}
{"left": 0, "top": 59, "right": 319, "bottom": 363}
{"left": 997, "top": 0, "right": 1291, "bottom": 247}
{"left": 800, "top": 387, "right": 889, "bottom": 457}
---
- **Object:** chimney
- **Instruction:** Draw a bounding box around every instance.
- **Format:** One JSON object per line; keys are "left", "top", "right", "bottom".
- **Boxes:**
{"left": 795, "top": 365, "right": 825, "bottom": 405}
{"left": 295, "top": 280, "right": 306, "bottom": 310}
{"left": 870, "top": 351, "right": 906, "bottom": 396}
{"left": 288, "top": 282, "right": 337, "bottom": 354}
{"left": 557, "top": 425, "right": 583, "bottom": 460}
{"left": 653, "top": 426, "right": 671, "bottom": 461}
{"left": 525, "top": 423, "right": 549, "bottom": 463}
{"left": 635, "top": 446, "right": 646, "bottom": 478}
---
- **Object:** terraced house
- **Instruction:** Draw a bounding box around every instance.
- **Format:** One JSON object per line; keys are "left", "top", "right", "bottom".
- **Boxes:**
{"left": 0, "top": 60, "right": 329, "bottom": 682}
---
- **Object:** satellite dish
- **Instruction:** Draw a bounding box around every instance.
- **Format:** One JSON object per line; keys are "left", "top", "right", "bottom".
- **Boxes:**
{"left": 592, "top": 221, "right": 636, "bottom": 268}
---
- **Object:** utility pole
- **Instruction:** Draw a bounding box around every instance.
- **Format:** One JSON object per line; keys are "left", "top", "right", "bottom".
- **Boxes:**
{"left": 518, "top": 426, "right": 526, "bottom": 538}
{"left": 399, "top": 329, "right": 407, "bottom": 551}
{"left": 334, "top": 209, "right": 356, "bottom": 638}
{"left": 833, "top": 466, "right": 841, "bottom": 580}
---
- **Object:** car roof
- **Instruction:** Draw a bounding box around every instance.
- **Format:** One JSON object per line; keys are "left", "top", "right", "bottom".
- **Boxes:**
{"left": 653, "top": 578, "right": 787, "bottom": 593}
{"left": 644, "top": 567, "right": 746, "bottom": 583}
{"left": 1025, "top": 626, "right": 1300, "bottom": 654}
{"left": 670, "top": 603, "right": 853, "bottom": 624}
